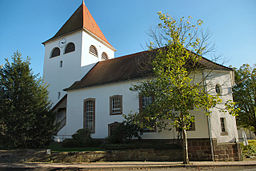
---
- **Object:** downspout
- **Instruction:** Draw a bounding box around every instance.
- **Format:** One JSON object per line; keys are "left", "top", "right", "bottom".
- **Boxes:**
{"left": 202, "top": 70, "right": 215, "bottom": 161}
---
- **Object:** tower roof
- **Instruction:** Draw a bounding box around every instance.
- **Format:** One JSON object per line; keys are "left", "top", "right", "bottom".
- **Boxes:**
{"left": 43, "top": 2, "right": 114, "bottom": 50}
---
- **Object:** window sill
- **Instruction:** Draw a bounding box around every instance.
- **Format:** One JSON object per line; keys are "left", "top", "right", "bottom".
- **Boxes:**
{"left": 110, "top": 113, "right": 122, "bottom": 115}
{"left": 64, "top": 51, "right": 74, "bottom": 54}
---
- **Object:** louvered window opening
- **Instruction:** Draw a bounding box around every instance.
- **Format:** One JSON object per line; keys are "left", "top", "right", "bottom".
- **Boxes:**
{"left": 51, "top": 47, "right": 60, "bottom": 58}
{"left": 89, "top": 45, "right": 98, "bottom": 57}
{"left": 65, "top": 42, "right": 75, "bottom": 54}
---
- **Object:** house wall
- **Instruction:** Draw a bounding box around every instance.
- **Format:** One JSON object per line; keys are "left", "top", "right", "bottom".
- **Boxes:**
{"left": 43, "top": 30, "right": 115, "bottom": 106}
{"left": 58, "top": 79, "right": 210, "bottom": 140}
{"left": 204, "top": 70, "right": 239, "bottom": 143}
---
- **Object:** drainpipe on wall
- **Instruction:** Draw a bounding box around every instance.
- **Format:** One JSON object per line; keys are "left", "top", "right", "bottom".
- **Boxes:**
{"left": 202, "top": 71, "right": 215, "bottom": 161}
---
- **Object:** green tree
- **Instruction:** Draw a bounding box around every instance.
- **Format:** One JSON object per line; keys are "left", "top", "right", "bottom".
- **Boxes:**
{"left": 0, "top": 51, "right": 56, "bottom": 148}
{"left": 130, "top": 13, "right": 237, "bottom": 164}
{"left": 233, "top": 64, "right": 256, "bottom": 134}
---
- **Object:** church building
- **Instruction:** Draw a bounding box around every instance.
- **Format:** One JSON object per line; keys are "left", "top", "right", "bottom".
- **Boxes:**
{"left": 43, "top": 1, "right": 241, "bottom": 161}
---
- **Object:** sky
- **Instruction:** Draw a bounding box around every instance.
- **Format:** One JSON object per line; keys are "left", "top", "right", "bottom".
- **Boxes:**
{"left": 0, "top": 0, "right": 255, "bottom": 76}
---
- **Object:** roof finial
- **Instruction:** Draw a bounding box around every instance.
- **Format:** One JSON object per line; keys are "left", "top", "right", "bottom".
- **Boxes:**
{"left": 82, "top": 0, "right": 85, "bottom": 5}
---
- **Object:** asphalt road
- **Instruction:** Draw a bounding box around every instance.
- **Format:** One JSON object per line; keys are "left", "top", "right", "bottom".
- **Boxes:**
{"left": 1, "top": 161, "right": 256, "bottom": 171}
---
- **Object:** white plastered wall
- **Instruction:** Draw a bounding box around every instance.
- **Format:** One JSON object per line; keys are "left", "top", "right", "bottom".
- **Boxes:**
{"left": 43, "top": 30, "right": 115, "bottom": 106}
{"left": 59, "top": 79, "right": 210, "bottom": 140}
{"left": 204, "top": 70, "right": 238, "bottom": 143}
{"left": 43, "top": 31, "right": 84, "bottom": 105}
{"left": 81, "top": 30, "right": 114, "bottom": 68}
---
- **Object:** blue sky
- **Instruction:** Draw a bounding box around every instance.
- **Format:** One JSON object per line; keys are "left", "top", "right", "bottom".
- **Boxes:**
{"left": 0, "top": 0, "right": 255, "bottom": 76}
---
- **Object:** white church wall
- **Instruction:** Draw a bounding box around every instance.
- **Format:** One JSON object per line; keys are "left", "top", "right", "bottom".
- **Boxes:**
{"left": 81, "top": 30, "right": 115, "bottom": 68}
{"left": 205, "top": 70, "right": 238, "bottom": 143}
{"left": 43, "top": 30, "right": 115, "bottom": 106}
{"left": 60, "top": 79, "right": 210, "bottom": 139}
{"left": 43, "top": 31, "right": 83, "bottom": 105}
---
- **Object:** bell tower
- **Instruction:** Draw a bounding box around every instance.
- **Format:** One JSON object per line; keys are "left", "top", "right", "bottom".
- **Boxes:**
{"left": 43, "top": 1, "right": 116, "bottom": 105}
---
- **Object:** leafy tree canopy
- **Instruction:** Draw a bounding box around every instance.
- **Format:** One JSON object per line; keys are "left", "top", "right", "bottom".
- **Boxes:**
{"left": 0, "top": 51, "right": 56, "bottom": 148}
{"left": 130, "top": 13, "right": 238, "bottom": 164}
{"left": 233, "top": 64, "right": 256, "bottom": 134}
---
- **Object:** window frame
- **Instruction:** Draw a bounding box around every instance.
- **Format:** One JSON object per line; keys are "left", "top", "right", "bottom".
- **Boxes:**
{"left": 64, "top": 42, "right": 75, "bottom": 54}
{"left": 50, "top": 47, "right": 60, "bottom": 58}
{"left": 83, "top": 98, "right": 96, "bottom": 133}
{"left": 89, "top": 45, "right": 98, "bottom": 57}
{"left": 139, "top": 95, "right": 156, "bottom": 132}
{"left": 215, "top": 84, "right": 222, "bottom": 96}
{"left": 220, "top": 117, "right": 228, "bottom": 135}
{"left": 108, "top": 122, "right": 121, "bottom": 136}
{"left": 56, "top": 108, "right": 66, "bottom": 131}
{"left": 101, "top": 52, "right": 108, "bottom": 61}
{"left": 109, "top": 95, "right": 123, "bottom": 115}
{"left": 187, "top": 116, "right": 195, "bottom": 131}
{"left": 60, "top": 60, "right": 63, "bottom": 68}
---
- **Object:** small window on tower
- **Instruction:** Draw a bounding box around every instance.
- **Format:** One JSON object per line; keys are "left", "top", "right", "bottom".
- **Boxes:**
{"left": 215, "top": 84, "right": 222, "bottom": 95}
{"left": 101, "top": 52, "right": 108, "bottom": 61}
{"left": 64, "top": 42, "right": 75, "bottom": 54}
{"left": 220, "top": 117, "right": 228, "bottom": 135}
{"left": 60, "top": 61, "right": 63, "bottom": 68}
{"left": 51, "top": 47, "right": 60, "bottom": 58}
{"left": 89, "top": 45, "right": 98, "bottom": 57}
{"left": 58, "top": 92, "right": 61, "bottom": 99}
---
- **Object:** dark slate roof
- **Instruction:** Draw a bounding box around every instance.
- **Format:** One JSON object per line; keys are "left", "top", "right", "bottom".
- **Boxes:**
{"left": 64, "top": 49, "right": 232, "bottom": 91}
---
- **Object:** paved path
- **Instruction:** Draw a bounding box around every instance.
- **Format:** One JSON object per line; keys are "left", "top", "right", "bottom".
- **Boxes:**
{"left": 0, "top": 161, "right": 256, "bottom": 170}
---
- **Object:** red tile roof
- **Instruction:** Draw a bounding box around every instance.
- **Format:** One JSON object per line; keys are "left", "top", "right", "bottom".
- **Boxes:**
{"left": 43, "top": 1, "right": 114, "bottom": 49}
{"left": 64, "top": 49, "right": 232, "bottom": 91}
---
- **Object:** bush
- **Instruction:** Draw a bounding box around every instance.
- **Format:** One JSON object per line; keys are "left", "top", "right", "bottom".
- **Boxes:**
{"left": 72, "top": 129, "right": 93, "bottom": 147}
{"left": 62, "top": 139, "right": 78, "bottom": 148}
{"left": 106, "top": 120, "right": 141, "bottom": 144}
{"left": 241, "top": 140, "right": 256, "bottom": 158}
{"left": 61, "top": 129, "right": 95, "bottom": 148}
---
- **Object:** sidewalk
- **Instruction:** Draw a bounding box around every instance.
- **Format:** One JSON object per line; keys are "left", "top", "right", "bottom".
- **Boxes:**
{"left": 0, "top": 161, "right": 256, "bottom": 170}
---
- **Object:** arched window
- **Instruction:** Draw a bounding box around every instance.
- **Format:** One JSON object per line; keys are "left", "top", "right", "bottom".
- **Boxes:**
{"left": 64, "top": 42, "right": 75, "bottom": 54}
{"left": 50, "top": 47, "right": 60, "bottom": 58}
{"left": 215, "top": 84, "right": 222, "bottom": 95}
{"left": 89, "top": 45, "right": 98, "bottom": 57}
{"left": 101, "top": 52, "right": 108, "bottom": 61}
{"left": 84, "top": 98, "right": 95, "bottom": 133}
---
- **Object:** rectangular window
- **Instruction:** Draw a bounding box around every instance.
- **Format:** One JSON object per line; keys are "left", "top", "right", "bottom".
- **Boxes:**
{"left": 139, "top": 95, "right": 156, "bottom": 132}
{"left": 56, "top": 108, "right": 66, "bottom": 131}
{"left": 84, "top": 98, "right": 95, "bottom": 133}
{"left": 110, "top": 95, "right": 122, "bottom": 115}
{"left": 188, "top": 116, "right": 195, "bottom": 131}
{"left": 220, "top": 117, "right": 225, "bottom": 132}
{"left": 220, "top": 117, "right": 228, "bottom": 135}
{"left": 175, "top": 116, "right": 195, "bottom": 132}
{"left": 139, "top": 95, "right": 153, "bottom": 112}
{"left": 108, "top": 122, "right": 121, "bottom": 136}
{"left": 60, "top": 61, "right": 63, "bottom": 68}
{"left": 58, "top": 92, "right": 61, "bottom": 99}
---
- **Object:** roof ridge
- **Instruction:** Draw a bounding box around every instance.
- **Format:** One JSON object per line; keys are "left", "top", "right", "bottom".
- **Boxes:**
{"left": 99, "top": 49, "right": 152, "bottom": 63}
{"left": 43, "top": 2, "right": 114, "bottom": 49}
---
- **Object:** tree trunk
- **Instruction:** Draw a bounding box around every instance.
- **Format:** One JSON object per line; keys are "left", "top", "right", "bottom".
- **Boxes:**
{"left": 182, "top": 128, "right": 189, "bottom": 164}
